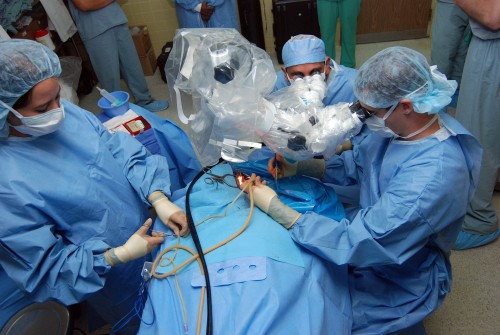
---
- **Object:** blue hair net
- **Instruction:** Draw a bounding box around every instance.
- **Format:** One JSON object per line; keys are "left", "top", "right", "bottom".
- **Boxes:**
{"left": 0, "top": 39, "right": 61, "bottom": 138}
{"left": 282, "top": 35, "right": 326, "bottom": 68}
{"left": 354, "top": 46, "right": 457, "bottom": 114}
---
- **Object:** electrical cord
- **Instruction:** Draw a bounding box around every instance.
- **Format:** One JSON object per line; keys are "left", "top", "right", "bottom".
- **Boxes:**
{"left": 185, "top": 162, "right": 217, "bottom": 335}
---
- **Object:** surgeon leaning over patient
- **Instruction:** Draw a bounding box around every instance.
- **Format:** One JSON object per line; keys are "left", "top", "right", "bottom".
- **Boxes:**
{"left": 251, "top": 47, "right": 482, "bottom": 334}
{"left": 0, "top": 40, "right": 188, "bottom": 334}
{"left": 274, "top": 34, "right": 357, "bottom": 106}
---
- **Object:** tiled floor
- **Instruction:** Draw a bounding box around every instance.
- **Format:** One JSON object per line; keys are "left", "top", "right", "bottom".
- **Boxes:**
{"left": 78, "top": 37, "right": 499, "bottom": 335}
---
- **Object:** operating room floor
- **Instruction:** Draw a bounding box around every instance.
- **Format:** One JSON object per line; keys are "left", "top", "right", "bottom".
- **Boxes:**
{"left": 78, "top": 37, "right": 500, "bottom": 335}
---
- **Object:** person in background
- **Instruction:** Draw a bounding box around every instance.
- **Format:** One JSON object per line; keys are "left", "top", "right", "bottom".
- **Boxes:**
{"left": 431, "top": 0, "right": 470, "bottom": 108}
{"left": 452, "top": 0, "right": 500, "bottom": 250}
{"left": 317, "top": 0, "right": 361, "bottom": 68}
{"left": 0, "top": 40, "right": 188, "bottom": 334}
{"left": 68, "top": 0, "right": 169, "bottom": 113}
{"left": 254, "top": 46, "right": 482, "bottom": 334}
{"left": 275, "top": 34, "right": 357, "bottom": 106}
{"left": 173, "top": 0, "right": 239, "bottom": 30}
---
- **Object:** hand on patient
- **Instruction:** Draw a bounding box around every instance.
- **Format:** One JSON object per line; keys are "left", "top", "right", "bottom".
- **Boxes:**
{"left": 245, "top": 174, "right": 301, "bottom": 229}
{"left": 104, "top": 218, "right": 164, "bottom": 266}
{"left": 148, "top": 191, "right": 189, "bottom": 237}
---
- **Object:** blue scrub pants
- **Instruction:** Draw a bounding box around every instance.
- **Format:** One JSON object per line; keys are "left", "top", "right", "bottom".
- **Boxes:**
{"left": 83, "top": 24, "right": 152, "bottom": 106}
{"left": 431, "top": 1, "right": 470, "bottom": 84}
{"left": 455, "top": 36, "right": 500, "bottom": 238}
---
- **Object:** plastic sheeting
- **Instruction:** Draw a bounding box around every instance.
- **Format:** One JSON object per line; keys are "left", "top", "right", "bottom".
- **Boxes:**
{"left": 166, "top": 28, "right": 363, "bottom": 166}
{"left": 166, "top": 28, "right": 276, "bottom": 165}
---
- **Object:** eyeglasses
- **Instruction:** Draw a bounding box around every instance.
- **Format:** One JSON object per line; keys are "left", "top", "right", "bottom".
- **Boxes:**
{"left": 349, "top": 100, "right": 376, "bottom": 119}
{"left": 349, "top": 100, "right": 398, "bottom": 120}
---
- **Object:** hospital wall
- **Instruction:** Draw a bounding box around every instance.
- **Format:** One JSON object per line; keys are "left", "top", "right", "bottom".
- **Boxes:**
{"left": 121, "top": 0, "right": 435, "bottom": 65}
{"left": 121, "top": 0, "right": 279, "bottom": 59}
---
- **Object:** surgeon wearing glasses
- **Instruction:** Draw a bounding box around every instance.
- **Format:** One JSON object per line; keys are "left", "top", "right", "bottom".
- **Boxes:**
{"left": 251, "top": 46, "right": 482, "bottom": 334}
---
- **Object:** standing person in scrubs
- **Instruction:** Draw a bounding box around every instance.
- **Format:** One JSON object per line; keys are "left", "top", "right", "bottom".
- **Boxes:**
{"left": 0, "top": 40, "right": 188, "bottom": 334}
{"left": 453, "top": 0, "right": 500, "bottom": 249}
{"left": 68, "top": 0, "right": 169, "bottom": 112}
{"left": 317, "top": 0, "right": 362, "bottom": 68}
{"left": 172, "top": 0, "right": 239, "bottom": 30}
{"left": 431, "top": 0, "right": 470, "bottom": 108}
{"left": 252, "top": 47, "right": 482, "bottom": 334}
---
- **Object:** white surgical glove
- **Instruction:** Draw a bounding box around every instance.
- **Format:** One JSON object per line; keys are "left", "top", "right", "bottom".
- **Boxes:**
{"left": 250, "top": 175, "right": 301, "bottom": 229}
{"left": 104, "top": 218, "right": 164, "bottom": 266}
{"left": 268, "top": 155, "right": 325, "bottom": 180}
{"left": 148, "top": 191, "right": 189, "bottom": 236}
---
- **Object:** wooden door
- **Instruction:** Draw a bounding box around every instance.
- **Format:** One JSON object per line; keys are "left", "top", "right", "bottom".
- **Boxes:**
{"left": 356, "top": 0, "right": 433, "bottom": 43}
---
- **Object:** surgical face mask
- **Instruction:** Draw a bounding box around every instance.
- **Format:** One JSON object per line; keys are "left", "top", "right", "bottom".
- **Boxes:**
{"left": 9, "top": 104, "right": 65, "bottom": 137}
{"left": 365, "top": 103, "right": 398, "bottom": 138}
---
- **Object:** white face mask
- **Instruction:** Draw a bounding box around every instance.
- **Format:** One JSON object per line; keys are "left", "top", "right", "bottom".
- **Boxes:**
{"left": 9, "top": 104, "right": 65, "bottom": 137}
{"left": 365, "top": 103, "right": 398, "bottom": 138}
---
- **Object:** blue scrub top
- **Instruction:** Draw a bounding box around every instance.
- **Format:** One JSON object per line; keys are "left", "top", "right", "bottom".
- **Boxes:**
{"left": 0, "top": 100, "right": 173, "bottom": 329}
{"left": 68, "top": 1, "right": 128, "bottom": 41}
{"left": 291, "top": 114, "right": 482, "bottom": 333}
{"left": 173, "top": 0, "right": 239, "bottom": 30}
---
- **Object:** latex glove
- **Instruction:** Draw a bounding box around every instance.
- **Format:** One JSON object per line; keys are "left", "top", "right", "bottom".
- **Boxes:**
{"left": 104, "top": 218, "right": 164, "bottom": 266}
{"left": 200, "top": 2, "right": 215, "bottom": 21}
{"left": 268, "top": 155, "right": 325, "bottom": 180}
{"left": 148, "top": 191, "right": 189, "bottom": 237}
{"left": 248, "top": 174, "right": 301, "bottom": 229}
{"left": 268, "top": 154, "right": 298, "bottom": 178}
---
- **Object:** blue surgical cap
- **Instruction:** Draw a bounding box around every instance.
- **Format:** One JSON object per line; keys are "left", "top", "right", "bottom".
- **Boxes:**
{"left": 282, "top": 35, "right": 326, "bottom": 68}
{"left": 354, "top": 46, "right": 457, "bottom": 114}
{"left": 0, "top": 39, "right": 61, "bottom": 137}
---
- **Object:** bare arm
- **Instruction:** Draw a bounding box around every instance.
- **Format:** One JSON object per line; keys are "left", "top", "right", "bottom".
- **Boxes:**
{"left": 71, "top": 0, "right": 115, "bottom": 12}
{"left": 455, "top": 0, "right": 500, "bottom": 30}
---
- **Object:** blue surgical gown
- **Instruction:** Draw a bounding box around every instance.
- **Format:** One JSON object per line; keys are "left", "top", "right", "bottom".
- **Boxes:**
{"left": 0, "top": 100, "right": 173, "bottom": 331}
{"left": 290, "top": 114, "right": 482, "bottom": 334}
{"left": 273, "top": 59, "right": 358, "bottom": 105}
{"left": 173, "top": 0, "right": 239, "bottom": 30}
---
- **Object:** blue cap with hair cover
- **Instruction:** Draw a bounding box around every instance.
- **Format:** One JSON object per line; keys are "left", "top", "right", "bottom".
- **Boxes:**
{"left": 282, "top": 35, "right": 326, "bottom": 68}
{"left": 0, "top": 39, "right": 61, "bottom": 138}
{"left": 354, "top": 46, "right": 457, "bottom": 114}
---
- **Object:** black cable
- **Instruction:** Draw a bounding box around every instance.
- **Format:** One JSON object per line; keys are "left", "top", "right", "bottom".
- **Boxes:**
{"left": 185, "top": 158, "right": 224, "bottom": 335}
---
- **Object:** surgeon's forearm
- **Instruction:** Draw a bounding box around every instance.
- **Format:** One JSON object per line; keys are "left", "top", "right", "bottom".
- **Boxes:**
{"left": 455, "top": 0, "right": 500, "bottom": 30}
{"left": 72, "top": 0, "right": 114, "bottom": 12}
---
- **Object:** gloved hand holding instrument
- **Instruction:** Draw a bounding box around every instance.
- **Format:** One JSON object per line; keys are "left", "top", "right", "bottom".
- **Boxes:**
{"left": 244, "top": 173, "right": 301, "bottom": 229}
{"left": 104, "top": 218, "right": 164, "bottom": 266}
{"left": 268, "top": 154, "right": 325, "bottom": 180}
{"left": 148, "top": 191, "right": 189, "bottom": 237}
